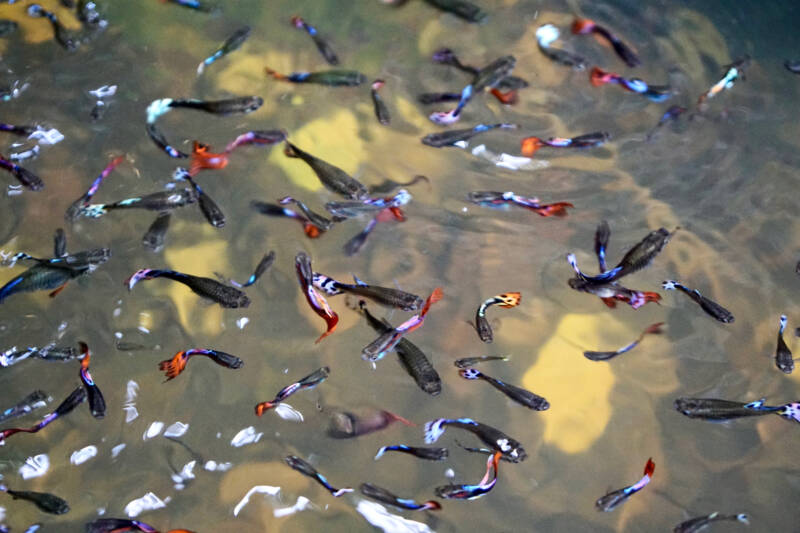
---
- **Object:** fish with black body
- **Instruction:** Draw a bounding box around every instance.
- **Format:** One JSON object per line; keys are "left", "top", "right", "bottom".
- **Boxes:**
{"left": 324, "top": 189, "right": 411, "bottom": 219}
{"left": 327, "top": 408, "right": 414, "bottom": 438}
{"left": 360, "top": 483, "right": 440, "bottom": 511}
{"left": 572, "top": 18, "right": 639, "bottom": 67}
{"left": 53, "top": 228, "right": 67, "bottom": 258}
{"left": 785, "top": 60, "right": 800, "bottom": 74}
{"left": 0, "top": 387, "right": 85, "bottom": 443}
{"left": 174, "top": 168, "right": 226, "bottom": 228}
{"left": 422, "top": 123, "right": 517, "bottom": 148}
{"left": 674, "top": 397, "right": 800, "bottom": 424}
{"left": 0, "top": 153, "right": 44, "bottom": 190}
{"left": 467, "top": 191, "right": 573, "bottom": 217}
{"left": 460, "top": 368, "right": 549, "bottom": 410}
{"left": 371, "top": 79, "right": 390, "bottom": 125}
{"left": 424, "top": 417, "right": 526, "bottom": 462}
{"left": 251, "top": 201, "right": 328, "bottom": 238}
{"left": 77, "top": 342, "right": 105, "bottom": 419}
{"left": 255, "top": 366, "right": 329, "bottom": 415}
{"left": 313, "top": 273, "right": 423, "bottom": 311}
{"left": 197, "top": 26, "right": 251, "bottom": 75}
{"left": 0, "top": 391, "right": 48, "bottom": 423}
{"left": 167, "top": 96, "right": 263, "bottom": 115}
{"left": 422, "top": 0, "right": 487, "bottom": 23}
{"left": 285, "top": 456, "right": 352, "bottom": 497}
{"left": 673, "top": 512, "right": 749, "bottom": 533}
{"left": 295, "top": 252, "right": 339, "bottom": 342}
{"left": 369, "top": 175, "right": 428, "bottom": 195}
{"left": 594, "top": 220, "right": 611, "bottom": 272}
{"left": 0, "top": 250, "right": 109, "bottom": 303}
{"left": 158, "top": 349, "right": 243, "bottom": 381}
{"left": 661, "top": 280, "right": 733, "bottom": 323}
{"left": 0, "top": 484, "right": 69, "bottom": 515}
{"left": 142, "top": 213, "right": 171, "bottom": 252}
{"left": 126, "top": 269, "right": 250, "bottom": 308}
{"left": 435, "top": 451, "right": 500, "bottom": 500}
{"left": 569, "top": 276, "right": 661, "bottom": 310}
{"left": 11, "top": 248, "right": 111, "bottom": 271}
{"left": 0, "top": 122, "right": 35, "bottom": 136}
{"left": 1, "top": 345, "right": 77, "bottom": 366}
{"left": 774, "top": 315, "right": 794, "bottom": 374}
{"left": 229, "top": 251, "right": 274, "bottom": 288}
{"left": 265, "top": 67, "right": 366, "bottom": 86}
{"left": 77, "top": 188, "right": 198, "bottom": 218}
{"left": 584, "top": 323, "right": 664, "bottom": 361}
{"left": 344, "top": 217, "right": 377, "bottom": 255}
{"left": 359, "top": 301, "right": 442, "bottom": 395}
{"left": 589, "top": 67, "right": 671, "bottom": 102}
{"left": 279, "top": 196, "right": 341, "bottom": 230}
{"left": 520, "top": 131, "right": 610, "bottom": 157}
{"left": 430, "top": 48, "right": 528, "bottom": 91}
{"left": 454, "top": 355, "right": 509, "bottom": 369}
{"left": 535, "top": 24, "right": 587, "bottom": 70}
{"left": 291, "top": 16, "right": 338, "bottom": 65}
{"left": 27, "top": 4, "right": 78, "bottom": 51}
{"left": 163, "top": 0, "right": 218, "bottom": 12}
{"left": 225, "top": 129, "right": 287, "bottom": 152}
{"left": 596, "top": 458, "right": 655, "bottom": 512}
{"left": 284, "top": 142, "right": 368, "bottom": 199}
{"left": 474, "top": 292, "right": 521, "bottom": 343}
{"left": 85, "top": 517, "right": 195, "bottom": 532}
{"left": 374, "top": 444, "right": 448, "bottom": 461}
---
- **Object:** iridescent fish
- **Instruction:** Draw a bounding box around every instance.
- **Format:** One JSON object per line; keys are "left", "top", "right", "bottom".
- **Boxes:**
{"left": 422, "top": 123, "right": 517, "bottom": 148}
{"left": 0, "top": 484, "right": 69, "bottom": 515}
{"left": 327, "top": 408, "right": 415, "bottom": 438}
{"left": 474, "top": 292, "right": 521, "bottom": 343}
{"left": 197, "top": 26, "right": 251, "bottom": 75}
{"left": 224, "top": 129, "right": 287, "bottom": 152}
{"left": 77, "top": 188, "right": 198, "bottom": 218}
{"left": 158, "top": 349, "right": 243, "bottom": 381}
{"left": 535, "top": 24, "right": 587, "bottom": 70}
{"left": 785, "top": 60, "right": 800, "bottom": 74}
{"left": 188, "top": 141, "right": 228, "bottom": 176}
{"left": 65, "top": 155, "right": 125, "bottom": 221}
{"left": 589, "top": 67, "right": 671, "bottom": 102}
{"left": 0, "top": 387, "right": 85, "bottom": 443}
{"left": 371, "top": 80, "right": 390, "bottom": 125}
{"left": 360, "top": 483, "right": 440, "bottom": 511}
{"left": 251, "top": 201, "right": 329, "bottom": 238}
{"left": 324, "top": 189, "right": 411, "bottom": 219}
{"left": 27, "top": 4, "right": 78, "bottom": 51}
{"left": 674, "top": 397, "right": 800, "bottom": 424}
{"left": 520, "top": 131, "right": 610, "bottom": 157}
{"left": 126, "top": 269, "right": 250, "bottom": 308}
{"left": 229, "top": 251, "right": 275, "bottom": 288}
{"left": 430, "top": 48, "right": 528, "bottom": 92}
{"left": 774, "top": 315, "right": 794, "bottom": 374}
{"left": 0, "top": 122, "right": 35, "bottom": 137}
{"left": 422, "top": 0, "right": 487, "bottom": 23}
{"left": 285, "top": 456, "right": 352, "bottom": 497}
{"left": 265, "top": 67, "right": 366, "bottom": 86}
{"left": 572, "top": 18, "right": 639, "bottom": 67}
{"left": 435, "top": 451, "right": 500, "bottom": 500}
{"left": 344, "top": 206, "right": 406, "bottom": 256}
{"left": 459, "top": 368, "right": 549, "bottom": 410}
{"left": 0, "top": 250, "right": 109, "bottom": 303}
{"left": 78, "top": 342, "right": 105, "bottom": 419}
{"left": 584, "top": 323, "right": 664, "bottom": 361}
{"left": 284, "top": 142, "right": 369, "bottom": 199}
{"left": 0, "top": 390, "right": 48, "bottom": 423}
{"left": 173, "top": 168, "right": 225, "bottom": 227}
{"left": 295, "top": 252, "right": 339, "bottom": 342}
{"left": 0, "top": 153, "right": 43, "bottom": 190}
{"left": 673, "top": 512, "right": 749, "bottom": 533}
{"left": 374, "top": 445, "right": 448, "bottom": 461}
{"left": 595, "top": 458, "right": 655, "bottom": 512}
{"left": 0, "top": 346, "right": 77, "bottom": 367}
{"left": 162, "top": 0, "right": 217, "bottom": 13}
{"left": 313, "top": 273, "right": 423, "bottom": 311}
{"left": 696, "top": 57, "right": 750, "bottom": 108}
{"left": 279, "top": 196, "right": 341, "bottom": 230}
{"left": 255, "top": 367, "right": 329, "bottom": 415}
{"left": 661, "top": 280, "right": 734, "bottom": 323}
{"left": 568, "top": 276, "right": 661, "bottom": 310}
{"left": 424, "top": 417, "right": 526, "bottom": 462}
{"left": 291, "top": 16, "right": 338, "bottom": 65}
{"left": 467, "top": 191, "right": 573, "bottom": 217}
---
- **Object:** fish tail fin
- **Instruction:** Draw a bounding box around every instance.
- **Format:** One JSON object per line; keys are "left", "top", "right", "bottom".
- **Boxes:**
{"left": 374, "top": 447, "right": 387, "bottom": 460}
{"left": 424, "top": 501, "right": 442, "bottom": 511}
{"left": 497, "top": 292, "right": 521, "bottom": 308}
{"left": 489, "top": 88, "right": 518, "bottom": 105}
{"left": 388, "top": 411, "right": 416, "bottom": 427}
{"left": 314, "top": 313, "right": 339, "bottom": 343}
{"left": 520, "top": 136, "right": 544, "bottom": 156}
{"left": 424, "top": 419, "right": 447, "bottom": 443}
{"left": 601, "top": 297, "right": 618, "bottom": 308}
{"left": 532, "top": 201, "right": 574, "bottom": 217}
{"left": 644, "top": 322, "right": 665, "bottom": 335}
{"left": 255, "top": 401, "right": 274, "bottom": 416}
{"left": 643, "top": 458, "right": 655, "bottom": 477}
{"left": 590, "top": 67, "right": 615, "bottom": 87}
{"left": 158, "top": 351, "right": 188, "bottom": 381}
{"left": 303, "top": 222, "right": 323, "bottom": 238}
{"left": 780, "top": 314, "right": 788, "bottom": 334}
{"left": 420, "top": 287, "right": 443, "bottom": 317}
{"left": 572, "top": 18, "right": 596, "bottom": 34}
{"left": 79, "top": 341, "right": 91, "bottom": 369}
{"left": 352, "top": 274, "right": 367, "bottom": 286}
{"left": 459, "top": 368, "right": 481, "bottom": 380}
{"left": 777, "top": 402, "right": 800, "bottom": 423}
{"left": 642, "top": 291, "right": 662, "bottom": 305}
{"left": 48, "top": 282, "right": 69, "bottom": 298}
{"left": 661, "top": 280, "right": 678, "bottom": 290}
{"left": 736, "top": 514, "right": 749, "bottom": 524}
{"left": 264, "top": 66, "right": 288, "bottom": 81}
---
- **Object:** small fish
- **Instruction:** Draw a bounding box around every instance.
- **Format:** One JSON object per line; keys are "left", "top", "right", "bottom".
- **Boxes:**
{"left": 229, "top": 251, "right": 275, "bottom": 288}
{"left": 344, "top": 217, "right": 378, "bottom": 256}
{"left": 674, "top": 397, "right": 800, "bottom": 424}
{"left": 146, "top": 121, "right": 185, "bottom": 159}
{"left": 424, "top": 417, "right": 527, "bottom": 462}
{"left": 646, "top": 105, "right": 687, "bottom": 141}
{"left": 589, "top": 67, "right": 671, "bottom": 102}
{"left": 421, "top": 0, "right": 487, "bottom": 22}
{"left": 0, "top": 153, "right": 44, "bottom": 190}
{"left": 158, "top": 349, "right": 243, "bottom": 381}
{"left": 77, "top": 188, "right": 198, "bottom": 218}
{"left": 125, "top": 269, "right": 250, "bottom": 308}
{"left": 467, "top": 191, "right": 573, "bottom": 217}
{"left": 163, "top": 0, "right": 218, "bottom": 12}
{"left": 265, "top": 67, "right": 366, "bottom": 86}
{"left": 296, "top": 252, "right": 339, "bottom": 342}
{"left": 453, "top": 355, "right": 509, "bottom": 369}
{"left": 594, "top": 220, "right": 611, "bottom": 272}
{"left": 167, "top": 96, "right": 264, "bottom": 116}
{"left": 0, "top": 391, "right": 48, "bottom": 424}
{"left": 284, "top": 142, "right": 369, "bottom": 199}
{"left": 1, "top": 346, "right": 77, "bottom": 366}
{"left": 360, "top": 483, "right": 440, "bottom": 511}
{"left": 197, "top": 26, "right": 251, "bottom": 75}
{"left": 188, "top": 141, "right": 228, "bottom": 175}
{"left": 474, "top": 292, "right": 521, "bottom": 343}
{"left": 251, "top": 201, "right": 328, "bottom": 238}
{"left": 696, "top": 57, "right": 749, "bottom": 108}
{"left": 327, "top": 408, "right": 415, "bottom": 438}
{"left": 78, "top": 342, "right": 106, "bottom": 419}
{"left": 313, "top": 273, "right": 423, "bottom": 311}
{"left": 460, "top": 368, "right": 549, "bottom": 410}
{"left": 572, "top": 18, "right": 639, "bottom": 68}
{"left": 673, "top": 512, "right": 749, "bottom": 533}
{"left": 0, "top": 484, "right": 69, "bottom": 515}
{"left": 374, "top": 445, "right": 448, "bottom": 461}
{"left": 535, "top": 24, "right": 587, "bottom": 70}
{"left": 224, "top": 129, "right": 287, "bottom": 152}
{"left": 285, "top": 455, "right": 352, "bottom": 497}
{"left": 0, "top": 122, "right": 36, "bottom": 136}
{"left": 171, "top": 169, "right": 225, "bottom": 227}
{"left": 1, "top": 387, "right": 86, "bottom": 443}
{"left": 785, "top": 60, "right": 800, "bottom": 74}
{"left": 0, "top": 263, "right": 97, "bottom": 303}
{"left": 324, "top": 189, "right": 411, "bottom": 219}
{"left": 661, "top": 280, "right": 734, "bottom": 323}
{"left": 27, "top": 4, "right": 78, "bottom": 51}
{"left": 10, "top": 248, "right": 111, "bottom": 272}
{"left": 255, "top": 366, "right": 329, "bottom": 414}
{"left": 430, "top": 48, "right": 528, "bottom": 92}
{"left": 520, "top": 132, "right": 610, "bottom": 157}
{"left": 85, "top": 517, "right": 195, "bottom": 533}
{"left": 371, "top": 79, "right": 391, "bottom": 125}
{"left": 142, "top": 213, "right": 171, "bottom": 252}
{"left": 774, "top": 315, "right": 794, "bottom": 374}
{"left": 595, "top": 458, "right": 655, "bottom": 512}
{"left": 291, "top": 16, "right": 338, "bottom": 65}
{"left": 435, "top": 451, "right": 500, "bottom": 500}
{"left": 279, "top": 196, "right": 340, "bottom": 230}
{"left": 417, "top": 92, "right": 462, "bottom": 104}
{"left": 359, "top": 301, "right": 442, "bottom": 395}
{"left": 584, "top": 323, "right": 664, "bottom": 361}
{"left": 568, "top": 276, "right": 661, "bottom": 310}
{"left": 361, "top": 288, "right": 443, "bottom": 361}
{"left": 422, "top": 123, "right": 517, "bottom": 148}
{"left": 53, "top": 228, "right": 67, "bottom": 258}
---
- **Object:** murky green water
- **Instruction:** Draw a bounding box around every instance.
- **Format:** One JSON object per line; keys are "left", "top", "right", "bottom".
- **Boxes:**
{"left": 1, "top": 0, "right": 800, "bottom": 531}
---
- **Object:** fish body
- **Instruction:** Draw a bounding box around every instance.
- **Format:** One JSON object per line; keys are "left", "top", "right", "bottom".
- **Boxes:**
{"left": 197, "top": 26, "right": 251, "bottom": 74}
{"left": 0, "top": 265, "right": 77, "bottom": 303}
{"left": 295, "top": 252, "right": 339, "bottom": 342}
{"left": 255, "top": 366, "right": 329, "bottom": 414}
{"left": 78, "top": 342, "right": 106, "bottom": 419}
{"left": 474, "top": 292, "right": 521, "bottom": 343}
{"left": 590, "top": 68, "right": 670, "bottom": 101}
{"left": 164, "top": 0, "right": 218, "bottom": 12}
{"left": 0, "top": 154, "right": 44, "bottom": 190}
{"left": 265, "top": 67, "right": 366, "bottom": 86}
{"left": 79, "top": 188, "right": 197, "bottom": 218}
{"left": 327, "top": 409, "right": 414, "bottom": 438}
{"left": 424, "top": 417, "right": 526, "bottom": 462}
{"left": 467, "top": 191, "right": 573, "bottom": 217}
{"left": 422, "top": 123, "right": 517, "bottom": 148}
{"left": 674, "top": 397, "right": 782, "bottom": 421}
{"left": 285, "top": 455, "right": 352, "bottom": 497}
{"left": 168, "top": 96, "right": 263, "bottom": 115}
{"left": 0, "top": 391, "right": 48, "bottom": 423}
{"left": 1, "top": 485, "right": 69, "bottom": 514}
{"left": 313, "top": 273, "right": 423, "bottom": 311}
{"left": 158, "top": 349, "right": 243, "bottom": 381}
{"left": 460, "top": 368, "right": 549, "bottom": 410}
{"left": 435, "top": 451, "right": 500, "bottom": 500}
{"left": 454, "top": 355, "right": 509, "bottom": 368}
{"left": 584, "top": 323, "right": 664, "bottom": 361}
{"left": 231, "top": 251, "right": 275, "bottom": 288}
{"left": 27, "top": 4, "right": 78, "bottom": 51}
{"left": 126, "top": 269, "right": 250, "bottom": 308}
{"left": 1, "top": 387, "right": 85, "bottom": 443}
{"left": 697, "top": 57, "right": 749, "bottom": 106}
{"left": 251, "top": 201, "right": 326, "bottom": 238}
{"left": 142, "top": 213, "right": 171, "bottom": 252}
{"left": 279, "top": 197, "right": 338, "bottom": 230}
{"left": 568, "top": 276, "right": 660, "bottom": 310}
{"left": 374, "top": 445, "right": 448, "bottom": 461}
{"left": 774, "top": 315, "right": 794, "bottom": 374}
{"left": 521, "top": 131, "right": 610, "bottom": 156}
{"left": 225, "top": 129, "right": 287, "bottom": 152}
{"left": 284, "top": 142, "right": 368, "bottom": 199}
{"left": 324, "top": 189, "right": 411, "bottom": 219}
{"left": 0, "top": 122, "right": 34, "bottom": 136}
{"left": 785, "top": 60, "right": 800, "bottom": 74}
{"left": 535, "top": 24, "right": 587, "bottom": 69}
{"left": 673, "top": 512, "right": 749, "bottom": 533}
{"left": 572, "top": 18, "right": 639, "bottom": 67}
{"left": 371, "top": 79, "right": 391, "bottom": 125}
{"left": 594, "top": 220, "right": 610, "bottom": 272}
{"left": 646, "top": 105, "right": 687, "bottom": 141}
{"left": 569, "top": 227, "right": 672, "bottom": 284}
{"left": 291, "top": 16, "right": 339, "bottom": 65}
{"left": 595, "top": 458, "right": 654, "bottom": 512}
{"left": 422, "top": 0, "right": 488, "bottom": 23}
{"left": 661, "top": 280, "right": 734, "bottom": 323}
{"left": 360, "top": 483, "right": 440, "bottom": 511}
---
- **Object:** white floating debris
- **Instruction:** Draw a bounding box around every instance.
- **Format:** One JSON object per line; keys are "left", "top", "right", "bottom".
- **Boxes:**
{"left": 163, "top": 422, "right": 189, "bottom": 438}
{"left": 470, "top": 144, "right": 550, "bottom": 171}
{"left": 0, "top": 505, "right": 5, "bottom": 521}
{"left": 204, "top": 461, "right": 232, "bottom": 472}
{"left": 111, "top": 444, "right": 126, "bottom": 458}
{"left": 143, "top": 421, "right": 164, "bottom": 440}
{"left": 19, "top": 454, "right": 49, "bottom": 480}
{"left": 124, "top": 492, "right": 169, "bottom": 518}
{"left": 230, "top": 426, "right": 262, "bottom": 447}
{"left": 274, "top": 403, "right": 304, "bottom": 423}
{"left": 356, "top": 500, "right": 434, "bottom": 533}
{"left": 233, "top": 485, "right": 280, "bottom": 517}
{"left": 236, "top": 317, "right": 249, "bottom": 329}
{"left": 70, "top": 445, "right": 98, "bottom": 466}
{"left": 274, "top": 496, "right": 312, "bottom": 518}
{"left": 171, "top": 460, "right": 196, "bottom": 489}
{"left": 124, "top": 381, "right": 139, "bottom": 423}
{"left": 445, "top": 468, "right": 455, "bottom": 479}
{"left": 28, "top": 128, "right": 64, "bottom": 145}
{"left": 89, "top": 84, "right": 117, "bottom": 98}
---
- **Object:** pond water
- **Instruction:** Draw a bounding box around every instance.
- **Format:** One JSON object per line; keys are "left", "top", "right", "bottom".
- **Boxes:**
{"left": 1, "top": 0, "right": 799, "bottom": 531}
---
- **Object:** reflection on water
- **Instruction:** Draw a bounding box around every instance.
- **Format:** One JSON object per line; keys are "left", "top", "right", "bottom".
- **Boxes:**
{"left": 1, "top": 0, "right": 800, "bottom": 531}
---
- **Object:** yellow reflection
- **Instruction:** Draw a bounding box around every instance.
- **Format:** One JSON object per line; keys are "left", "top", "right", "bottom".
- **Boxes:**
{"left": 0, "top": 3, "right": 82, "bottom": 52}
{"left": 522, "top": 313, "right": 631, "bottom": 454}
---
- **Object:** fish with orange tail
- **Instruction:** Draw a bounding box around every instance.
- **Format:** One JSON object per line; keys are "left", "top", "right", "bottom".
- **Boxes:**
{"left": 360, "top": 483, "right": 440, "bottom": 511}
{"left": 255, "top": 367, "right": 329, "bottom": 415}
{"left": 78, "top": 341, "right": 106, "bottom": 418}
{"left": 158, "top": 349, "right": 243, "bottom": 381}
{"left": 474, "top": 292, "right": 521, "bottom": 343}
{"left": 467, "top": 191, "right": 573, "bottom": 217}
{"left": 596, "top": 458, "right": 655, "bottom": 511}
{"left": 589, "top": 67, "right": 671, "bottom": 102}
{"left": 295, "top": 252, "right": 339, "bottom": 342}
{"left": 571, "top": 18, "right": 640, "bottom": 67}
{"left": 188, "top": 141, "right": 228, "bottom": 175}
{"left": 520, "top": 132, "right": 610, "bottom": 157}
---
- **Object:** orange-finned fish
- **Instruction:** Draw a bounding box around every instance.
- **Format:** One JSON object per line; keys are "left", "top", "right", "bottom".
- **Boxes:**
{"left": 467, "top": 191, "right": 573, "bottom": 217}
{"left": 158, "top": 349, "right": 243, "bottom": 381}
{"left": 78, "top": 341, "right": 106, "bottom": 418}
{"left": 360, "top": 483, "right": 440, "bottom": 511}
{"left": 295, "top": 252, "right": 339, "bottom": 342}
{"left": 189, "top": 141, "right": 229, "bottom": 175}
{"left": 475, "top": 292, "right": 521, "bottom": 343}
{"left": 572, "top": 18, "right": 640, "bottom": 67}
{"left": 595, "top": 458, "right": 655, "bottom": 512}
{"left": 520, "top": 132, "right": 610, "bottom": 157}
{"left": 435, "top": 451, "right": 501, "bottom": 500}
{"left": 255, "top": 366, "right": 329, "bottom": 415}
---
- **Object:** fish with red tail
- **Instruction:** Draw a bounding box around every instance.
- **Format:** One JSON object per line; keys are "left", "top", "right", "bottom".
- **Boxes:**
{"left": 158, "top": 349, "right": 243, "bottom": 381}
{"left": 595, "top": 458, "right": 655, "bottom": 511}
{"left": 255, "top": 367, "right": 329, "bottom": 415}
{"left": 360, "top": 483, "right": 440, "bottom": 511}
{"left": 295, "top": 252, "right": 339, "bottom": 342}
